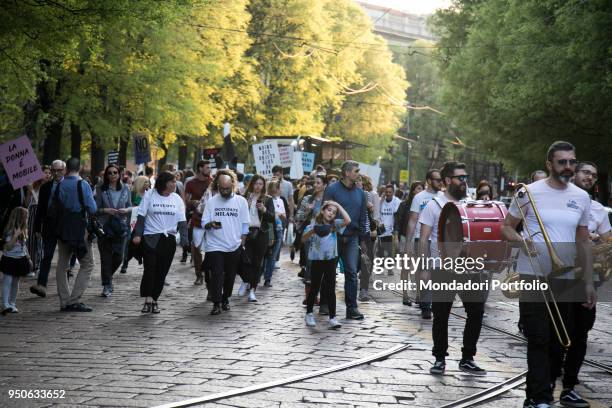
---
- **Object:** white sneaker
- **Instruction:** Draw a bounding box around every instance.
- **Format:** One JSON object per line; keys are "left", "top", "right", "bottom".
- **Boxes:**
{"left": 248, "top": 289, "right": 258, "bottom": 302}
{"left": 305, "top": 313, "right": 316, "bottom": 327}
{"left": 238, "top": 282, "right": 248, "bottom": 297}
{"left": 328, "top": 317, "right": 341, "bottom": 329}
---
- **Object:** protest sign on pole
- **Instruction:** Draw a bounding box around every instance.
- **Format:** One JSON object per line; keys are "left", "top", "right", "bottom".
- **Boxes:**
{"left": 0, "top": 135, "right": 45, "bottom": 190}
{"left": 107, "top": 150, "right": 119, "bottom": 165}
{"left": 278, "top": 145, "right": 293, "bottom": 168}
{"left": 301, "top": 152, "right": 315, "bottom": 173}
{"left": 133, "top": 133, "right": 151, "bottom": 164}
{"left": 236, "top": 163, "right": 245, "bottom": 174}
{"left": 252, "top": 141, "right": 281, "bottom": 179}
{"left": 399, "top": 169, "right": 409, "bottom": 184}
{"left": 289, "top": 151, "right": 304, "bottom": 180}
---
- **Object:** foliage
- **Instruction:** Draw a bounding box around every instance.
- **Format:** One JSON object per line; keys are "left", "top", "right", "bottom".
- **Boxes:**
{"left": 430, "top": 0, "right": 612, "bottom": 175}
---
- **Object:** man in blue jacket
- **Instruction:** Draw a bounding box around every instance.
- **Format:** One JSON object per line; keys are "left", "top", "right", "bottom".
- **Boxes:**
{"left": 323, "top": 160, "right": 368, "bottom": 320}
{"left": 50, "top": 157, "right": 97, "bottom": 312}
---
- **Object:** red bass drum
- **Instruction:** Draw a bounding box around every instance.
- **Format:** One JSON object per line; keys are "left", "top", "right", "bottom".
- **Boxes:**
{"left": 438, "top": 200, "right": 509, "bottom": 272}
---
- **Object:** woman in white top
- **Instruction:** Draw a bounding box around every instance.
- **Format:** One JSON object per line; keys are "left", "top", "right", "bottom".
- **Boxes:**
{"left": 132, "top": 172, "right": 188, "bottom": 314}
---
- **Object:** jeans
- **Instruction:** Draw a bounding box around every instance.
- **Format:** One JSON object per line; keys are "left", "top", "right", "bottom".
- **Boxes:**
{"left": 97, "top": 237, "right": 123, "bottom": 286}
{"left": 307, "top": 258, "right": 338, "bottom": 318}
{"left": 2, "top": 274, "right": 19, "bottom": 309}
{"left": 337, "top": 235, "right": 359, "bottom": 310}
{"left": 37, "top": 236, "right": 58, "bottom": 287}
{"left": 263, "top": 228, "right": 283, "bottom": 283}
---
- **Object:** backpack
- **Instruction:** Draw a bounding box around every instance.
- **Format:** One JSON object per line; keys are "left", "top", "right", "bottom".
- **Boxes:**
{"left": 52, "top": 180, "right": 89, "bottom": 243}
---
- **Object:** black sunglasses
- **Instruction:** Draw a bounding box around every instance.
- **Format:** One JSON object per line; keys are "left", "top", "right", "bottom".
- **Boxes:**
{"left": 450, "top": 175, "right": 469, "bottom": 182}
{"left": 555, "top": 159, "right": 577, "bottom": 166}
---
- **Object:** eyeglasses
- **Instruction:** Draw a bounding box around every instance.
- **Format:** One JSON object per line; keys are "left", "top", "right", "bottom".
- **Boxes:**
{"left": 555, "top": 159, "right": 577, "bottom": 166}
{"left": 52, "top": 168, "right": 64, "bottom": 173}
{"left": 577, "top": 169, "right": 597, "bottom": 179}
{"left": 450, "top": 175, "right": 469, "bottom": 182}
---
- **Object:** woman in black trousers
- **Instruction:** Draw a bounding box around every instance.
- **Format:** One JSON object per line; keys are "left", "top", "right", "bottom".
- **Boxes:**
{"left": 132, "top": 172, "right": 188, "bottom": 314}
{"left": 239, "top": 175, "right": 275, "bottom": 302}
{"left": 95, "top": 164, "right": 132, "bottom": 297}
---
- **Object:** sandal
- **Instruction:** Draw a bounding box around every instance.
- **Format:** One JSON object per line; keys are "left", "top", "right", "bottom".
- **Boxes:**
{"left": 141, "top": 302, "right": 152, "bottom": 313}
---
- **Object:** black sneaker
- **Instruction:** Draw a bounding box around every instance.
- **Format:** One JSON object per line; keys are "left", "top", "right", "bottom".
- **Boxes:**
{"left": 120, "top": 267, "right": 127, "bottom": 274}
{"left": 346, "top": 308, "right": 364, "bottom": 320}
{"left": 523, "top": 399, "right": 551, "bottom": 408}
{"left": 221, "top": 301, "right": 230, "bottom": 311}
{"left": 459, "top": 359, "right": 487, "bottom": 376}
{"left": 71, "top": 303, "right": 93, "bottom": 312}
{"left": 560, "top": 389, "right": 590, "bottom": 408}
{"left": 430, "top": 359, "right": 445, "bottom": 375}
{"left": 211, "top": 304, "right": 221, "bottom": 315}
{"left": 264, "top": 281, "right": 272, "bottom": 287}
{"left": 421, "top": 309, "right": 432, "bottom": 319}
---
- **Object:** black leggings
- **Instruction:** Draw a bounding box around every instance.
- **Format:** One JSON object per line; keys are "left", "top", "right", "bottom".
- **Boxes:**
{"left": 140, "top": 235, "right": 176, "bottom": 301}
{"left": 307, "top": 258, "right": 337, "bottom": 318}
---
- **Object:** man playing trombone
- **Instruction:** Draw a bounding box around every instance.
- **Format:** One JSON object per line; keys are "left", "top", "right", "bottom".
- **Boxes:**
{"left": 501, "top": 141, "right": 596, "bottom": 408}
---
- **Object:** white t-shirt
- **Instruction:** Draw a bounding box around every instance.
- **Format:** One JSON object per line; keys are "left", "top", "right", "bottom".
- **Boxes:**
{"left": 418, "top": 195, "right": 449, "bottom": 257}
{"left": 508, "top": 180, "right": 590, "bottom": 276}
{"left": 279, "top": 179, "right": 293, "bottom": 203}
{"left": 410, "top": 190, "right": 444, "bottom": 239}
{"left": 202, "top": 193, "right": 250, "bottom": 252}
{"left": 379, "top": 196, "right": 401, "bottom": 237}
{"left": 138, "top": 190, "right": 186, "bottom": 236}
{"left": 588, "top": 200, "right": 611, "bottom": 235}
{"left": 247, "top": 195, "right": 261, "bottom": 228}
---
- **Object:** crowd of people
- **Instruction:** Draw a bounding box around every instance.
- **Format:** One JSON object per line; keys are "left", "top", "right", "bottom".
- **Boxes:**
{"left": 0, "top": 140, "right": 610, "bottom": 408}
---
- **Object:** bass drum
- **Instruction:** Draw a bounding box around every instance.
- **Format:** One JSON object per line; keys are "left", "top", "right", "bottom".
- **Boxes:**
{"left": 438, "top": 200, "right": 509, "bottom": 272}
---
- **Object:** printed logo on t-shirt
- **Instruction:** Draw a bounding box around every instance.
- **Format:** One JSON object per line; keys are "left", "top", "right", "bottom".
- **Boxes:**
{"left": 419, "top": 201, "right": 429, "bottom": 211}
{"left": 214, "top": 207, "right": 239, "bottom": 217}
{"left": 566, "top": 200, "right": 579, "bottom": 210}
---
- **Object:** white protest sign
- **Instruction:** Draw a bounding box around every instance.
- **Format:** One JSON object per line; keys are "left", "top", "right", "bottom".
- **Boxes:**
{"left": 236, "top": 163, "right": 245, "bottom": 174}
{"left": 278, "top": 145, "right": 293, "bottom": 168}
{"left": 357, "top": 162, "right": 381, "bottom": 190}
{"left": 301, "top": 152, "right": 315, "bottom": 173}
{"left": 252, "top": 141, "right": 281, "bottom": 179}
{"left": 289, "top": 151, "right": 304, "bottom": 180}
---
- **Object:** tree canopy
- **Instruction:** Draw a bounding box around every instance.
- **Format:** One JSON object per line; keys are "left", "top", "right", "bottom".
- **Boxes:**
{"left": 0, "top": 0, "right": 408, "bottom": 167}
{"left": 430, "top": 0, "right": 612, "bottom": 176}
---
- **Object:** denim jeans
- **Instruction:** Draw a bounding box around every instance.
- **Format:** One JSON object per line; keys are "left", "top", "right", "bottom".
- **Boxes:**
{"left": 337, "top": 235, "right": 359, "bottom": 310}
{"left": 2, "top": 274, "right": 19, "bottom": 309}
{"left": 263, "top": 227, "right": 283, "bottom": 283}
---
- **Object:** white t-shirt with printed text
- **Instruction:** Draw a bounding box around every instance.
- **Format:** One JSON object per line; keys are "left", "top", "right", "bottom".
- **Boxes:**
{"left": 379, "top": 196, "right": 401, "bottom": 237}
{"left": 202, "top": 193, "right": 250, "bottom": 252}
{"left": 138, "top": 190, "right": 186, "bottom": 236}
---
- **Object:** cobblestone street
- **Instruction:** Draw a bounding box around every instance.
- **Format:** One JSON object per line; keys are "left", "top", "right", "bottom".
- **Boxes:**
{"left": 1, "top": 250, "right": 610, "bottom": 408}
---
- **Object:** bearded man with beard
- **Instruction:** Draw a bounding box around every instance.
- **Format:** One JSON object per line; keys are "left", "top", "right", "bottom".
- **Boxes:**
{"left": 502, "top": 141, "right": 594, "bottom": 408}
{"left": 418, "top": 162, "right": 488, "bottom": 376}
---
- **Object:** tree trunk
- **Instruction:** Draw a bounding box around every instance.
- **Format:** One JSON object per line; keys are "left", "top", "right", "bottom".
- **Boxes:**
{"left": 42, "top": 120, "right": 63, "bottom": 165}
{"left": 157, "top": 141, "right": 168, "bottom": 173}
{"left": 70, "top": 123, "right": 82, "bottom": 159}
{"left": 178, "top": 136, "right": 188, "bottom": 170}
{"left": 90, "top": 136, "right": 106, "bottom": 178}
{"left": 118, "top": 137, "right": 128, "bottom": 166}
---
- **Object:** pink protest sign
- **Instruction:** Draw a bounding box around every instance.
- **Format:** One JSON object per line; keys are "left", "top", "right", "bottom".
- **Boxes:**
{"left": 0, "top": 135, "right": 45, "bottom": 190}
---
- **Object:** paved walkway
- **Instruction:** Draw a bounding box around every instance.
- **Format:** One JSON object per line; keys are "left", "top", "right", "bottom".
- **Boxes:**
{"left": 0, "top": 250, "right": 610, "bottom": 407}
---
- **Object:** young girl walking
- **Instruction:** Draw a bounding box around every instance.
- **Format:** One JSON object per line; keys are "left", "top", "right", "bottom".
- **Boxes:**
{"left": 302, "top": 201, "right": 350, "bottom": 329}
{"left": 1, "top": 207, "right": 32, "bottom": 315}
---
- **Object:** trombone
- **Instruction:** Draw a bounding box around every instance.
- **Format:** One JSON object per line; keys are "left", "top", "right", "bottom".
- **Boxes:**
{"left": 512, "top": 183, "right": 572, "bottom": 349}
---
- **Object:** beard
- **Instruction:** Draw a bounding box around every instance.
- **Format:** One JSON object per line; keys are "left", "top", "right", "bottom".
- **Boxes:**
{"left": 552, "top": 169, "right": 574, "bottom": 185}
{"left": 448, "top": 183, "right": 466, "bottom": 200}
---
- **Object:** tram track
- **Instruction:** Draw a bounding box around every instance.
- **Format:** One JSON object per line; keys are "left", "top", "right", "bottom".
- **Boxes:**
{"left": 151, "top": 279, "right": 610, "bottom": 408}
{"left": 388, "top": 288, "right": 612, "bottom": 407}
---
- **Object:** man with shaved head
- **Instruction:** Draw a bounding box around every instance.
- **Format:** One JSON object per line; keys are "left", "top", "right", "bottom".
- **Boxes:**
{"left": 201, "top": 170, "right": 250, "bottom": 315}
